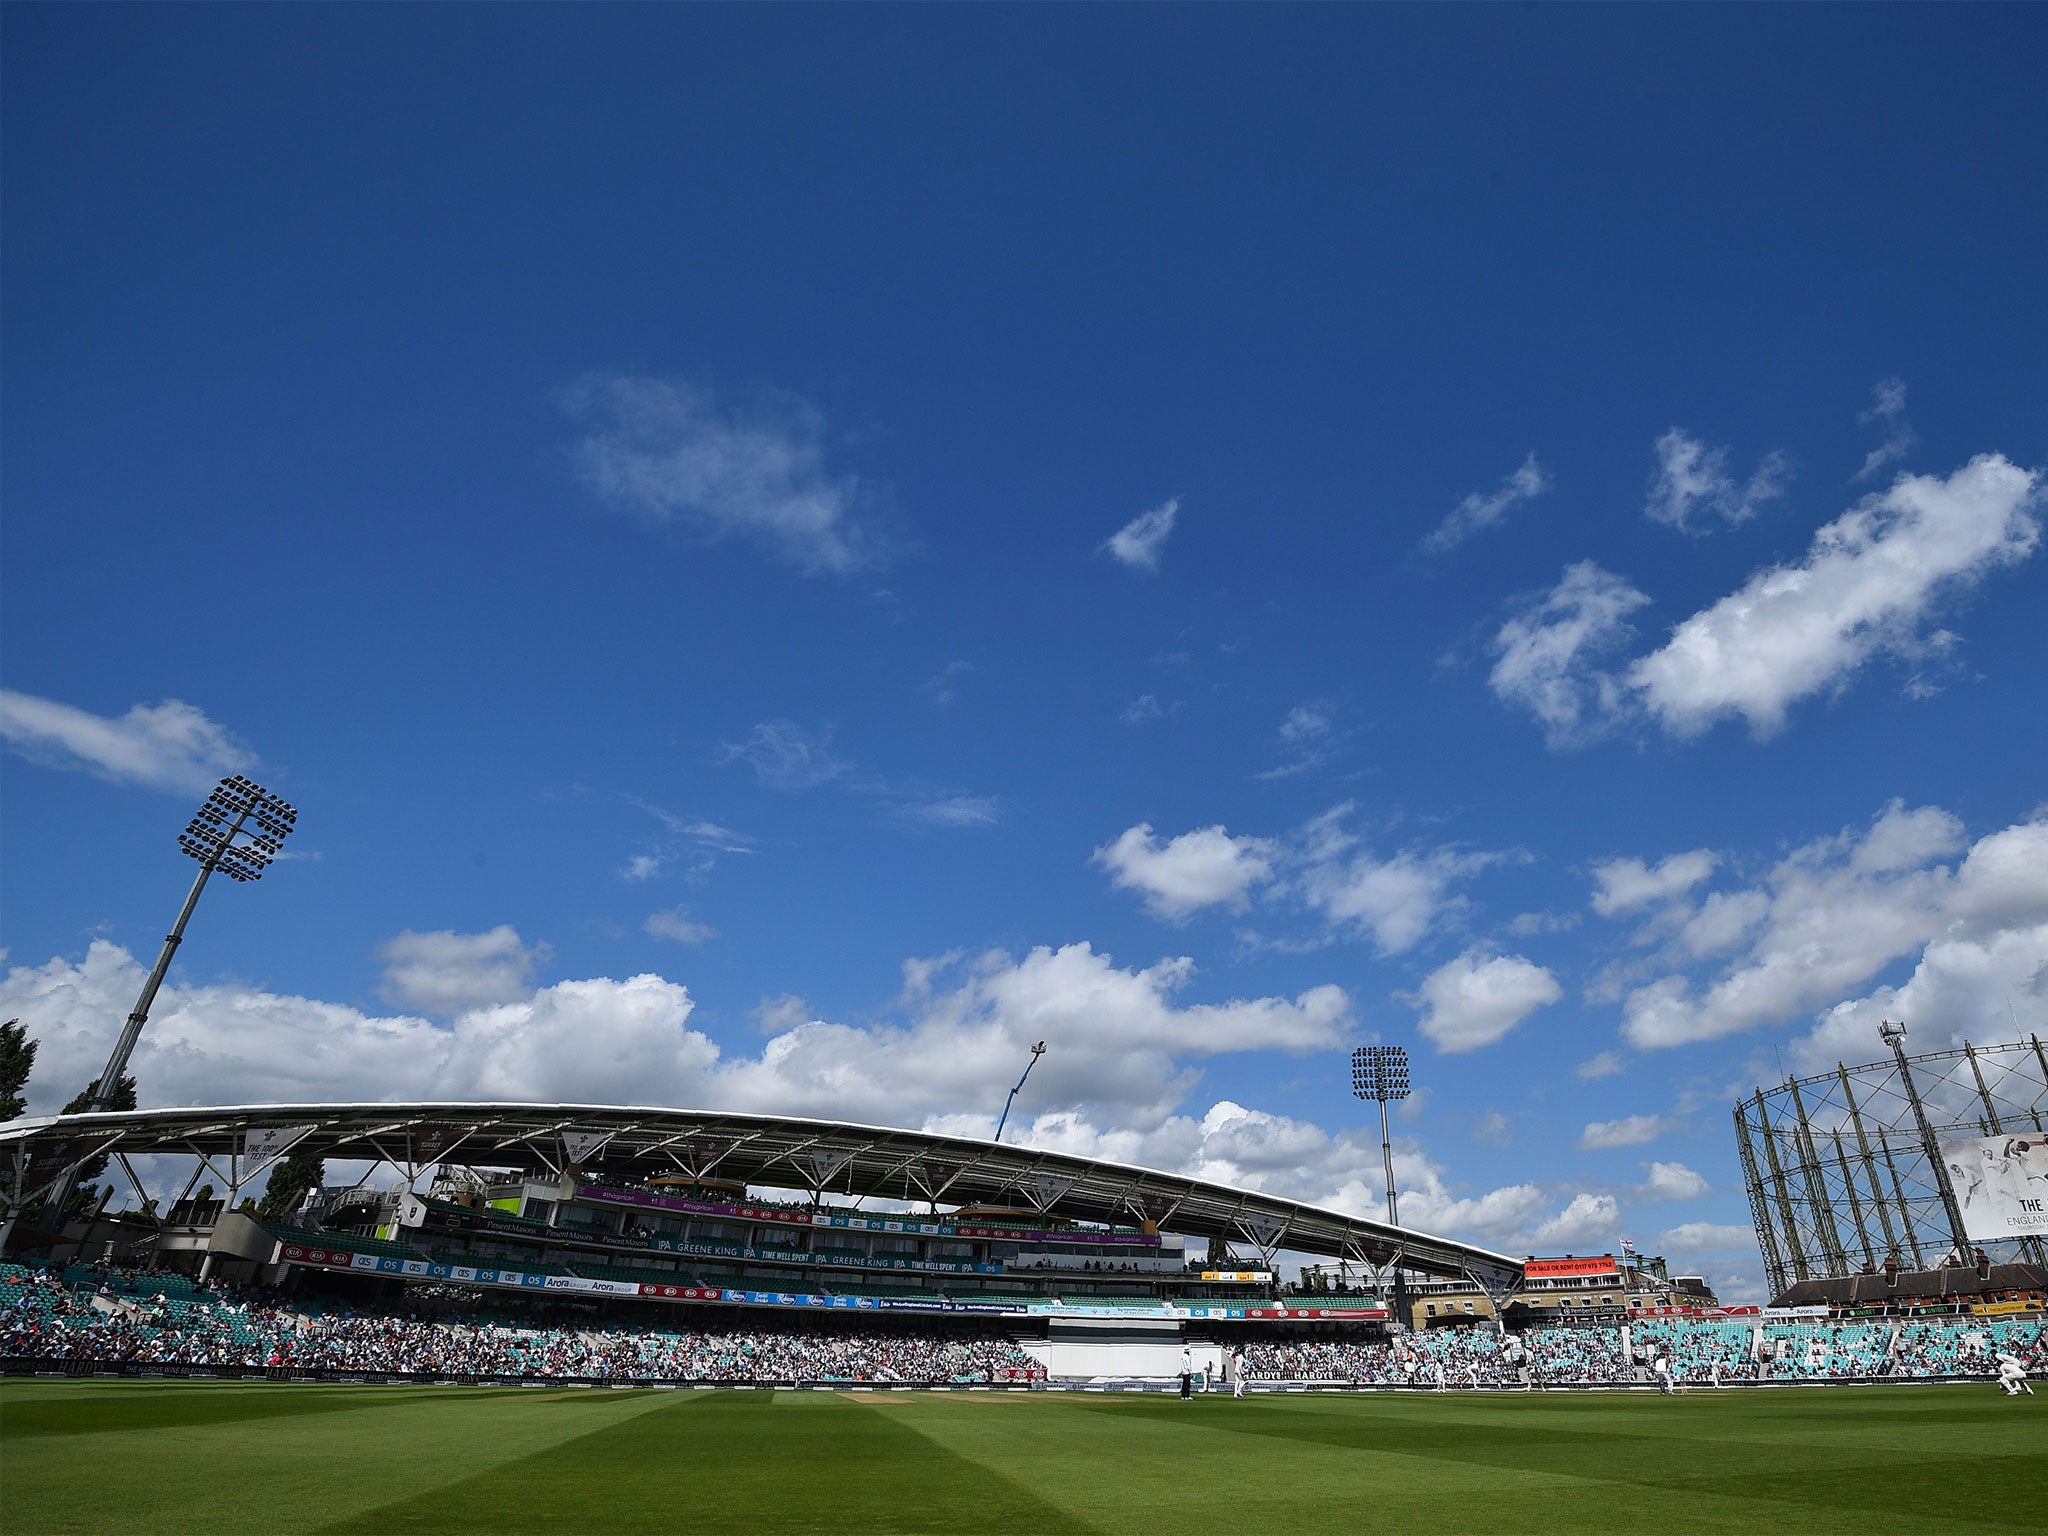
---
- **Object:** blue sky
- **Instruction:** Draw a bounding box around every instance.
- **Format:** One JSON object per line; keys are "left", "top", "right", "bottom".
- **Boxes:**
{"left": 3, "top": 6, "right": 2044, "bottom": 1299}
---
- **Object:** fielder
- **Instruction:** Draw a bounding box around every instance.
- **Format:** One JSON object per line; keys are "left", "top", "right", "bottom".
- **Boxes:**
{"left": 1994, "top": 1351, "right": 2034, "bottom": 1397}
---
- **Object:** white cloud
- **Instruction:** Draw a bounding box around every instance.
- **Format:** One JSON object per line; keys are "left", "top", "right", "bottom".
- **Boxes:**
{"left": 1471, "top": 1110, "right": 1511, "bottom": 1148}
{"left": 376, "top": 927, "right": 547, "bottom": 1016}
{"left": 1289, "top": 806, "right": 1497, "bottom": 957}
{"left": 1629, "top": 454, "right": 2041, "bottom": 738}
{"left": 1856, "top": 377, "right": 1915, "bottom": 482}
{"left": 1676, "top": 890, "right": 1769, "bottom": 958}
{"left": 565, "top": 374, "right": 883, "bottom": 576}
{"left": 1575, "top": 1050, "right": 1625, "bottom": 1080}
{"left": 1590, "top": 849, "right": 1718, "bottom": 916}
{"left": 722, "top": 719, "right": 849, "bottom": 791}
{"left": 1622, "top": 802, "right": 2047, "bottom": 1050}
{"left": 0, "top": 691, "right": 257, "bottom": 796}
{"left": 614, "top": 797, "right": 753, "bottom": 884}
{"left": 1796, "top": 918, "right": 2048, "bottom": 1075}
{"left": 1103, "top": 498, "right": 1179, "bottom": 570}
{"left": 1580, "top": 1114, "right": 1674, "bottom": 1150}
{"left": 644, "top": 907, "right": 715, "bottom": 945}
{"left": 1487, "top": 562, "right": 1651, "bottom": 746}
{"left": 0, "top": 938, "right": 1350, "bottom": 1136}
{"left": 1280, "top": 704, "right": 1332, "bottom": 742}
{"left": 920, "top": 660, "right": 972, "bottom": 707}
{"left": 1645, "top": 428, "right": 1791, "bottom": 534}
{"left": 1422, "top": 452, "right": 1551, "bottom": 553}
{"left": 1093, "top": 823, "right": 1278, "bottom": 920}
{"left": 1530, "top": 1191, "right": 1620, "bottom": 1251}
{"left": 1121, "top": 694, "right": 1166, "bottom": 725}
{"left": 897, "top": 794, "right": 1002, "bottom": 829}
{"left": 1492, "top": 454, "right": 2041, "bottom": 747}
{"left": 1657, "top": 1221, "right": 1758, "bottom": 1255}
{"left": 1507, "top": 910, "right": 1580, "bottom": 937}
{"left": 1410, "top": 949, "right": 1561, "bottom": 1054}
{"left": 1638, "top": 1161, "right": 1710, "bottom": 1201}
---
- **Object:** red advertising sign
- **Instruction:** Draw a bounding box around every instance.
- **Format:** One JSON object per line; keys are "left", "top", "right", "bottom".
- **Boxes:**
{"left": 1524, "top": 1255, "right": 1619, "bottom": 1279}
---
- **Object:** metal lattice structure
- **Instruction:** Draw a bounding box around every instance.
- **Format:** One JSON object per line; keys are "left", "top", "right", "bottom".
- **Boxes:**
{"left": 1735, "top": 1027, "right": 2048, "bottom": 1296}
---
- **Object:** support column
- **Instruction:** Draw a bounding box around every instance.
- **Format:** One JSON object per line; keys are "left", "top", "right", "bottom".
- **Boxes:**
{"left": 1882, "top": 1023, "right": 1973, "bottom": 1264}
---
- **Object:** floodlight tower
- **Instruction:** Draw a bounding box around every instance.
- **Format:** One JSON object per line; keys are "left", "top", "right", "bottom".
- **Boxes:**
{"left": 1352, "top": 1044, "right": 1412, "bottom": 1325}
{"left": 994, "top": 1041, "right": 1047, "bottom": 1144}
{"left": 1352, "top": 1045, "right": 1411, "bottom": 1227}
{"left": 24, "top": 778, "right": 297, "bottom": 1243}
{"left": 86, "top": 776, "right": 298, "bottom": 1111}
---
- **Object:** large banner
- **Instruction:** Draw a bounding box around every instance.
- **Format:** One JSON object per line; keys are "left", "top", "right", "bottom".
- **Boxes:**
{"left": 1525, "top": 1256, "right": 1618, "bottom": 1279}
{"left": 1940, "top": 1134, "right": 2048, "bottom": 1241}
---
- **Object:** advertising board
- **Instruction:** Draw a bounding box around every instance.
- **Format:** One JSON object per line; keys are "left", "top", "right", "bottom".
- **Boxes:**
{"left": 1938, "top": 1134, "right": 2048, "bottom": 1241}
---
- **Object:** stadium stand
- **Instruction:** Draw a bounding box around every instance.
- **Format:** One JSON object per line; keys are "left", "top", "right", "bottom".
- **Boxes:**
{"left": 5, "top": 1260, "right": 2039, "bottom": 1389}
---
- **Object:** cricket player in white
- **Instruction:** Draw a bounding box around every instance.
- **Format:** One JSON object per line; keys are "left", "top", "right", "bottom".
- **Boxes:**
{"left": 1994, "top": 1352, "right": 2034, "bottom": 1396}
{"left": 1231, "top": 1346, "right": 1246, "bottom": 1399}
{"left": 1653, "top": 1354, "right": 1674, "bottom": 1395}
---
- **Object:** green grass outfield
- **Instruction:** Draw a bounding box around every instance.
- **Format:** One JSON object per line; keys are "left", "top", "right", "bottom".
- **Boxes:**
{"left": 2, "top": 1380, "right": 2042, "bottom": 1536}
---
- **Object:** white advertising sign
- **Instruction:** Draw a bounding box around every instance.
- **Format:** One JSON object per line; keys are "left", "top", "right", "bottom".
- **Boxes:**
{"left": 560, "top": 1130, "right": 611, "bottom": 1165}
{"left": 1941, "top": 1134, "right": 2048, "bottom": 1241}
{"left": 242, "top": 1125, "right": 314, "bottom": 1164}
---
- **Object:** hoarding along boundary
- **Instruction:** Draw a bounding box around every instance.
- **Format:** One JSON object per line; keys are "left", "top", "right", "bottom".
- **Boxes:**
{"left": 0, "top": 1357, "right": 1043, "bottom": 1388}
{"left": 0, "top": 1357, "right": 2001, "bottom": 1393}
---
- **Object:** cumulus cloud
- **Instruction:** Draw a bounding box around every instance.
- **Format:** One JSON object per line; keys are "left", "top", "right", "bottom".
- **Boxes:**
{"left": 644, "top": 907, "right": 715, "bottom": 945}
{"left": 1638, "top": 1161, "right": 1711, "bottom": 1201}
{"left": 2, "top": 939, "right": 1350, "bottom": 1137}
{"left": 1645, "top": 428, "right": 1791, "bottom": 534}
{"left": 1422, "top": 452, "right": 1550, "bottom": 553}
{"left": 721, "top": 720, "right": 849, "bottom": 792}
{"left": 0, "top": 691, "right": 257, "bottom": 796}
{"left": 1590, "top": 850, "right": 1718, "bottom": 916}
{"left": 1491, "top": 455, "right": 2042, "bottom": 746}
{"left": 1530, "top": 1191, "right": 1620, "bottom": 1250}
{"left": 1856, "top": 377, "right": 1916, "bottom": 482}
{"left": 1096, "top": 806, "right": 1495, "bottom": 952}
{"left": 376, "top": 927, "right": 548, "bottom": 1016}
{"left": 1575, "top": 1050, "right": 1625, "bottom": 1080}
{"left": 1409, "top": 949, "right": 1561, "bottom": 1054}
{"left": 1487, "top": 562, "right": 1651, "bottom": 746}
{"left": 1621, "top": 801, "right": 2047, "bottom": 1051}
{"left": 1103, "top": 498, "right": 1179, "bottom": 570}
{"left": 1471, "top": 1110, "right": 1511, "bottom": 1148}
{"left": 1629, "top": 454, "right": 2041, "bottom": 738}
{"left": 1580, "top": 1114, "right": 1675, "bottom": 1150}
{"left": 1290, "top": 806, "right": 1497, "bottom": 956}
{"left": 565, "top": 374, "right": 885, "bottom": 576}
{"left": 1093, "top": 823, "right": 1279, "bottom": 920}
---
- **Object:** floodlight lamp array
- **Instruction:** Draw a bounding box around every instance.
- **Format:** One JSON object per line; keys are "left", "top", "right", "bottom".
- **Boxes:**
{"left": 179, "top": 775, "right": 298, "bottom": 882}
{"left": 1350, "top": 1044, "right": 1411, "bottom": 1103}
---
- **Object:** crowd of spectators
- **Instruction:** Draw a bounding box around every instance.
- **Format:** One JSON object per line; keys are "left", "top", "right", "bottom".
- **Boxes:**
{"left": 1242, "top": 1315, "right": 2045, "bottom": 1386}
{"left": 1, "top": 1262, "right": 1037, "bottom": 1382}
{"left": 5, "top": 1261, "right": 2039, "bottom": 1388}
